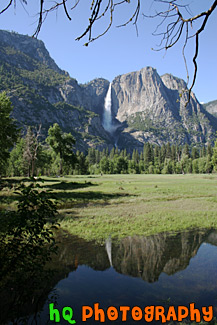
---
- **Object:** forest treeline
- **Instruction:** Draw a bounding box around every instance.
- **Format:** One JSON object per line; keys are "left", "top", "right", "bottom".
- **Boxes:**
{"left": 6, "top": 123, "right": 217, "bottom": 176}
{"left": 1, "top": 92, "right": 217, "bottom": 177}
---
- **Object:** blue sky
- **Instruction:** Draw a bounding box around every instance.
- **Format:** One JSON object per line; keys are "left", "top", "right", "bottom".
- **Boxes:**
{"left": 0, "top": 0, "right": 216, "bottom": 103}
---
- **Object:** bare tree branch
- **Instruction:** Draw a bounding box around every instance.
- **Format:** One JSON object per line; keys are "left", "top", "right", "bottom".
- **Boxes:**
{"left": 75, "top": 0, "right": 104, "bottom": 42}
{"left": 188, "top": 0, "right": 217, "bottom": 101}
{"left": 145, "top": 0, "right": 217, "bottom": 104}
{"left": 63, "top": 0, "right": 71, "bottom": 20}
{"left": 0, "top": 0, "right": 13, "bottom": 14}
{"left": 32, "top": 0, "right": 44, "bottom": 38}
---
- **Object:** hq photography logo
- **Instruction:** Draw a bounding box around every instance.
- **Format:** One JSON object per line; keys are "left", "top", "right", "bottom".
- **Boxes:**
{"left": 49, "top": 303, "right": 213, "bottom": 323}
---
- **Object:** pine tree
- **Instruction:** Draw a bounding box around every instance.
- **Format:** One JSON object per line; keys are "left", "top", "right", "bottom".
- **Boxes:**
{"left": 95, "top": 150, "right": 101, "bottom": 164}
{"left": 160, "top": 144, "right": 166, "bottom": 164}
{"left": 212, "top": 137, "right": 217, "bottom": 171}
{"left": 176, "top": 145, "right": 182, "bottom": 162}
{"left": 200, "top": 146, "right": 206, "bottom": 158}
{"left": 110, "top": 147, "right": 115, "bottom": 159}
{"left": 191, "top": 147, "right": 199, "bottom": 160}
{"left": 132, "top": 149, "right": 139, "bottom": 164}
{"left": 205, "top": 154, "right": 213, "bottom": 174}
{"left": 144, "top": 143, "right": 152, "bottom": 164}
{"left": 207, "top": 144, "right": 213, "bottom": 157}
{"left": 46, "top": 123, "right": 76, "bottom": 175}
{"left": 166, "top": 143, "right": 172, "bottom": 159}
{"left": 100, "top": 156, "right": 110, "bottom": 174}
{"left": 88, "top": 148, "right": 96, "bottom": 165}
{"left": 76, "top": 152, "right": 89, "bottom": 175}
{"left": 171, "top": 145, "right": 176, "bottom": 161}
{"left": 182, "top": 143, "right": 190, "bottom": 158}
{"left": 0, "top": 92, "right": 18, "bottom": 174}
{"left": 23, "top": 125, "right": 42, "bottom": 177}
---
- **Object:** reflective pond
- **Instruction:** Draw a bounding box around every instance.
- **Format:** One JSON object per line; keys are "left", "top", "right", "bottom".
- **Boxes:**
{"left": 5, "top": 229, "right": 217, "bottom": 324}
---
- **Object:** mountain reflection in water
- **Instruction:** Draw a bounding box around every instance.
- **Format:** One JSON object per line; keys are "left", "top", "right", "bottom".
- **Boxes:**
{"left": 55, "top": 229, "right": 217, "bottom": 283}
{"left": 6, "top": 229, "right": 217, "bottom": 323}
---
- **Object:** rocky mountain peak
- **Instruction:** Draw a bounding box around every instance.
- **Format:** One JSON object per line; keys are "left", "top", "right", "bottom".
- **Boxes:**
{"left": 0, "top": 29, "right": 66, "bottom": 75}
{"left": 203, "top": 100, "right": 217, "bottom": 118}
{"left": 111, "top": 66, "right": 217, "bottom": 147}
{"left": 0, "top": 29, "right": 217, "bottom": 151}
{"left": 161, "top": 73, "right": 187, "bottom": 91}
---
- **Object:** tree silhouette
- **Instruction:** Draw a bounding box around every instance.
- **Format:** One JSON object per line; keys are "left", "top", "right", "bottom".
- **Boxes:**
{"left": 46, "top": 123, "right": 76, "bottom": 175}
{"left": 0, "top": 92, "right": 18, "bottom": 174}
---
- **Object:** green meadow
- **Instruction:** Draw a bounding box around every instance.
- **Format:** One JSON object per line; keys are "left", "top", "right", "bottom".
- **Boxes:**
{"left": 1, "top": 174, "right": 217, "bottom": 242}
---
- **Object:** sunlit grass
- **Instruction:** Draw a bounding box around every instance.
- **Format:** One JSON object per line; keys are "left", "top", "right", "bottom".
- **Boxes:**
{"left": 1, "top": 174, "right": 217, "bottom": 242}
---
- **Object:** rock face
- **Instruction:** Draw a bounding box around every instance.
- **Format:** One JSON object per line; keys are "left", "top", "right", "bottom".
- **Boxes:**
{"left": 0, "top": 29, "right": 217, "bottom": 151}
{"left": 112, "top": 67, "right": 166, "bottom": 121}
{"left": 47, "top": 229, "right": 217, "bottom": 283}
{"left": 0, "top": 30, "right": 65, "bottom": 75}
{"left": 203, "top": 100, "right": 217, "bottom": 118}
{"left": 0, "top": 30, "right": 113, "bottom": 151}
{"left": 58, "top": 78, "right": 110, "bottom": 116}
{"left": 111, "top": 67, "right": 217, "bottom": 147}
{"left": 112, "top": 231, "right": 208, "bottom": 282}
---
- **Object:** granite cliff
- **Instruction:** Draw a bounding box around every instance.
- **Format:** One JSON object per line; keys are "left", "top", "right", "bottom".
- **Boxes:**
{"left": 45, "top": 229, "right": 217, "bottom": 283}
{"left": 203, "top": 100, "right": 217, "bottom": 118}
{"left": 111, "top": 67, "right": 217, "bottom": 148}
{"left": 0, "top": 30, "right": 113, "bottom": 151}
{"left": 0, "top": 29, "right": 216, "bottom": 151}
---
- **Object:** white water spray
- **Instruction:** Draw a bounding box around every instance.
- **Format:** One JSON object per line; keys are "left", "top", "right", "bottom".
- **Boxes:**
{"left": 103, "top": 83, "right": 113, "bottom": 133}
{"left": 105, "top": 236, "right": 112, "bottom": 267}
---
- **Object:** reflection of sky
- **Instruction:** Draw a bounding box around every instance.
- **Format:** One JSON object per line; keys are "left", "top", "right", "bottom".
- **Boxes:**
{"left": 38, "top": 238, "right": 217, "bottom": 324}
{"left": 157, "top": 243, "right": 217, "bottom": 306}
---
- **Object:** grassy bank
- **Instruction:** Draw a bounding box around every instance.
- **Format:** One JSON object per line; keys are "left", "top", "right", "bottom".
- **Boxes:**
{"left": 1, "top": 174, "right": 217, "bottom": 241}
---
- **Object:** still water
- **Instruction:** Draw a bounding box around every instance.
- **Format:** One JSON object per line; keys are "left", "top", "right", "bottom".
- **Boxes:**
{"left": 8, "top": 229, "right": 217, "bottom": 323}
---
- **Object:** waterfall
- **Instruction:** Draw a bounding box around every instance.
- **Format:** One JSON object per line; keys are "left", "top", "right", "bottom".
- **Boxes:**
{"left": 103, "top": 83, "right": 113, "bottom": 133}
{"left": 105, "top": 236, "right": 112, "bottom": 267}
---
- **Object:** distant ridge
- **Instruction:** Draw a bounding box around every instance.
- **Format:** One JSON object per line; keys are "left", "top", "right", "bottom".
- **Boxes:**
{"left": 203, "top": 100, "right": 217, "bottom": 118}
{"left": 0, "top": 29, "right": 217, "bottom": 151}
